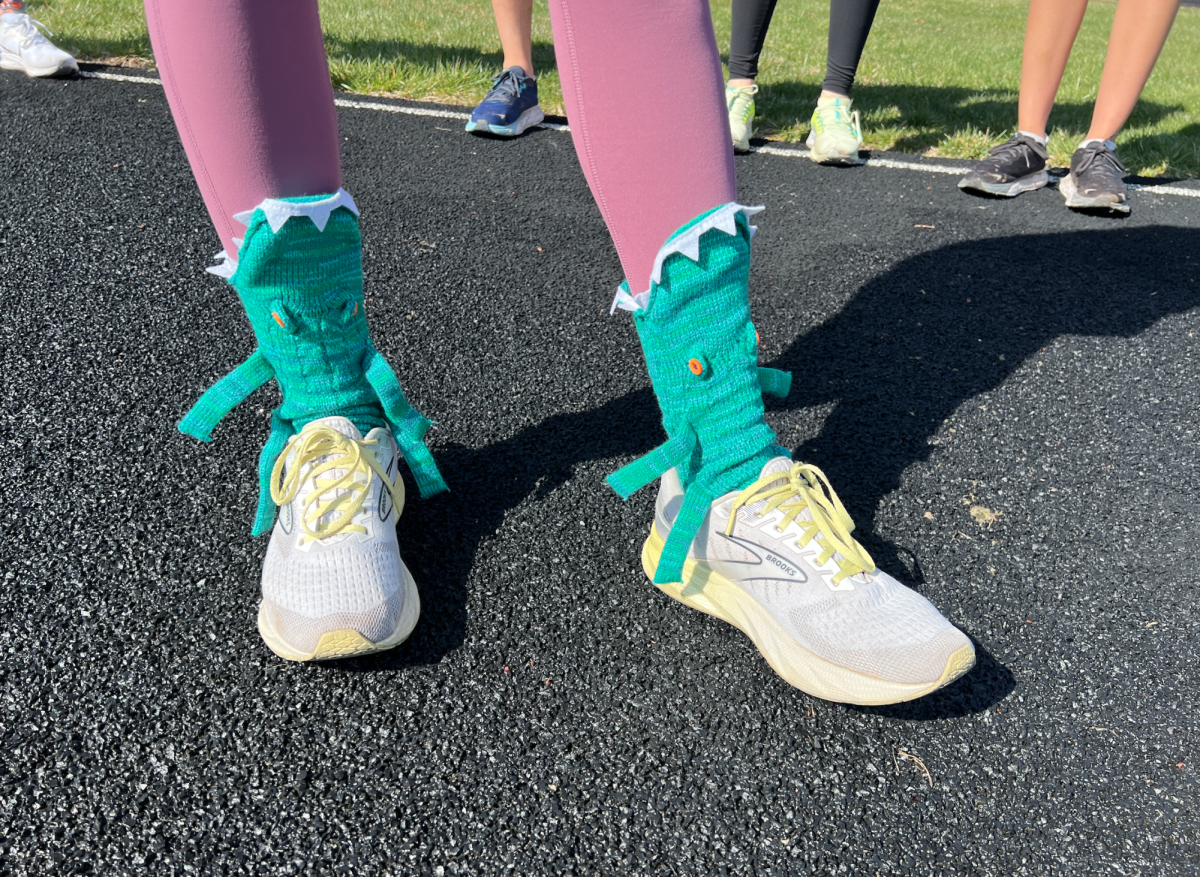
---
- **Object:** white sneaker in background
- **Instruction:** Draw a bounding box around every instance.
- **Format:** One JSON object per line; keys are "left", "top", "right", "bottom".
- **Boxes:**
{"left": 645, "top": 458, "right": 975, "bottom": 704}
{"left": 257, "top": 416, "right": 420, "bottom": 662}
{"left": 0, "top": 12, "right": 78, "bottom": 78}
{"left": 726, "top": 82, "right": 758, "bottom": 154}
{"left": 806, "top": 95, "right": 865, "bottom": 166}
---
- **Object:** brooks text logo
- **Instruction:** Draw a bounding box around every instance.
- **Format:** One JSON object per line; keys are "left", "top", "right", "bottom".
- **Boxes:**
{"left": 766, "top": 554, "right": 798, "bottom": 577}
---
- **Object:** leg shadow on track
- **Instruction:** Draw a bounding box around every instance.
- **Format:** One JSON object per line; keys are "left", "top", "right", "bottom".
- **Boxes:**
{"left": 768, "top": 225, "right": 1200, "bottom": 578}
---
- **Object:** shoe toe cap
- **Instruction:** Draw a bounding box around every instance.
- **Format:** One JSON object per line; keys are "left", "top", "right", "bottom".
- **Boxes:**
{"left": 793, "top": 576, "right": 974, "bottom": 686}
{"left": 261, "top": 539, "right": 408, "bottom": 655}
{"left": 260, "top": 591, "right": 406, "bottom": 657}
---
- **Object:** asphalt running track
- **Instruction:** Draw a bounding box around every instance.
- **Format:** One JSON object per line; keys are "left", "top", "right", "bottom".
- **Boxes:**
{"left": 2, "top": 67, "right": 1199, "bottom": 877}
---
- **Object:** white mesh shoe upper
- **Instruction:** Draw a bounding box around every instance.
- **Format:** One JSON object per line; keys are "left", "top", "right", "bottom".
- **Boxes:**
{"left": 0, "top": 13, "right": 77, "bottom": 75}
{"left": 260, "top": 417, "right": 409, "bottom": 655}
{"left": 656, "top": 457, "right": 971, "bottom": 685}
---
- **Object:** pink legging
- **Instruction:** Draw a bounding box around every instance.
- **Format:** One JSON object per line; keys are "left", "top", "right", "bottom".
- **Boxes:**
{"left": 145, "top": 0, "right": 735, "bottom": 293}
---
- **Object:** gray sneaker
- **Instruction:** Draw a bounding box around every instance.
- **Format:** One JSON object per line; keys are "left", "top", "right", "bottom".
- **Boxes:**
{"left": 646, "top": 458, "right": 975, "bottom": 705}
{"left": 1060, "top": 141, "right": 1129, "bottom": 214}
{"left": 958, "top": 133, "right": 1049, "bottom": 197}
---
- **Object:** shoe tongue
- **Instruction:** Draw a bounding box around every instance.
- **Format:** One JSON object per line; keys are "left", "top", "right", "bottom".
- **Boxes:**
{"left": 505, "top": 65, "right": 528, "bottom": 79}
{"left": 754, "top": 455, "right": 799, "bottom": 514}
{"left": 759, "top": 456, "right": 793, "bottom": 478}
{"left": 717, "top": 457, "right": 794, "bottom": 518}
{"left": 817, "top": 96, "right": 850, "bottom": 109}
{"left": 304, "top": 415, "right": 363, "bottom": 441}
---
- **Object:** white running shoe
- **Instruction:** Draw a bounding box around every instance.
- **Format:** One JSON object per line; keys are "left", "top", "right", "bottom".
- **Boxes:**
{"left": 0, "top": 12, "right": 77, "bottom": 78}
{"left": 257, "top": 416, "right": 420, "bottom": 662}
{"left": 806, "top": 95, "right": 865, "bottom": 166}
{"left": 726, "top": 82, "right": 758, "bottom": 154}
{"left": 645, "top": 458, "right": 975, "bottom": 704}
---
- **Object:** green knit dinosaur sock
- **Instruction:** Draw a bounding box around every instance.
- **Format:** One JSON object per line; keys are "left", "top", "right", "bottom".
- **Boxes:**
{"left": 607, "top": 204, "right": 792, "bottom": 584}
{"left": 178, "top": 190, "right": 447, "bottom": 535}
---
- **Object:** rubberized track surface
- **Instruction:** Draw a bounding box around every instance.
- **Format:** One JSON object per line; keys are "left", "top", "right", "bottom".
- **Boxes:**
{"left": 2, "top": 69, "right": 1198, "bottom": 877}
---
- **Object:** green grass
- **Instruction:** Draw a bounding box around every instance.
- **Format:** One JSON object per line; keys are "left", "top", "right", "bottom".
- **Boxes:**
{"left": 32, "top": 0, "right": 1200, "bottom": 177}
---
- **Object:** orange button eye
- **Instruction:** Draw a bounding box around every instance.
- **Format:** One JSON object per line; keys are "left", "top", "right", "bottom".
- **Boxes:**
{"left": 271, "top": 311, "right": 286, "bottom": 328}
{"left": 688, "top": 358, "right": 704, "bottom": 376}
{"left": 755, "top": 330, "right": 760, "bottom": 343}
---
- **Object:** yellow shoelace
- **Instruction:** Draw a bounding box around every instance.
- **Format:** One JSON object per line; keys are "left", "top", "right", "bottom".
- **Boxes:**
{"left": 727, "top": 462, "right": 875, "bottom": 585}
{"left": 270, "top": 425, "right": 404, "bottom": 545}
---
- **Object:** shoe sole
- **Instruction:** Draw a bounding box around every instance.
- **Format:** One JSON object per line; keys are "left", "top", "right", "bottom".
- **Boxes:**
{"left": 957, "top": 170, "right": 1049, "bottom": 197}
{"left": 809, "top": 149, "right": 866, "bottom": 166}
{"left": 257, "top": 560, "right": 422, "bottom": 662}
{"left": 805, "top": 132, "right": 865, "bottom": 166}
{"left": 642, "top": 524, "right": 975, "bottom": 705}
{"left": 465, "top": 106, "right": 545, "bottom": 138}
{"left": 0, "top": 51, "right": 78, "bottom": 78}
{"left": 1059, "top": 173, "right": 1130, "bottom": 214}
{"left": 732, "top": 128, "right": 752, "bottom": 154}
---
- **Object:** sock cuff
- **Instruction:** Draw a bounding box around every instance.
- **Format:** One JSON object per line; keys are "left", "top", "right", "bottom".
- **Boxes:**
{"left": 207, "top": 189, "right": 359, "bottom": 278}
{"left": 610, "top": 203, "right": 763, "bottom": 312}
{"left": 233, "top": 188, "right": 358, "bottom": 234}
{"left": 1017, "top": 130, "right": 1048, "bottom": 145}
{"left": 1078, "top": 138, "right": 1116, "bottom": 151}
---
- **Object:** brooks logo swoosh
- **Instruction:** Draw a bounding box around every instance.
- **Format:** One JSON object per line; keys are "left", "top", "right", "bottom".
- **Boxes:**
{"left": 378, "top": 455, "right": 396, "bottom": 521}
{"left": 713, "top": 532, "right": 808, "bottom": 584}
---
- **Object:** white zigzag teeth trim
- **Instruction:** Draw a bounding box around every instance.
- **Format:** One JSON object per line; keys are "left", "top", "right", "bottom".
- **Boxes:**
{"left": 648, "top": 203, "right": 762, "bottom": 287}
{"left": 205, "top": 249, "right": 237, "bottom": 278}
{"left": 614, "top": 203, "right": 764, "bottom": 311}
{"left": 232, "top": 187, "right": 360, "bottom": 233}
{"left": 610, "top": 284, "right": 651, "bottom": 315}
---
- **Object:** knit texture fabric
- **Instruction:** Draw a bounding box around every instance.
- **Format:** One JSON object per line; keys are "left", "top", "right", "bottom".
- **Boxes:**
{"left": 179, "top": 193, "right": 446, "bottom": 535}
{"left": 607, "top": 205, "right": 790, "bottom": 583}
{"left": 234, "top": 194, "right": 385, "bottom": 433}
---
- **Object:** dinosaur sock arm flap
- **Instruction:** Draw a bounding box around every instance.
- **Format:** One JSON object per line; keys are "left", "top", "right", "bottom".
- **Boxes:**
{"left": 606, "top": 429, "right": 696, "bottom": 500}
{"left": 363, "top": 344, "right": 448, "bottom": 499}
{"left": 251, "top": 411, "right": 293, "bottom": 537}
{"left": 178, "top": 350, "right": 275, "bottom": 441}
{"left": 758, "top": 367, "right": 792, "bottom": 399}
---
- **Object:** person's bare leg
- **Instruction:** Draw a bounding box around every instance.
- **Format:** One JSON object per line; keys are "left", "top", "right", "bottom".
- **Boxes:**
{"left": 491, "top": 0, "right": 535, "bottom": 75}
{"left": 1016, "top": 0, "right": 1089, "bottom": 138}
{"left": 1087, "top": 0, "right": 1181, "bottom": 141}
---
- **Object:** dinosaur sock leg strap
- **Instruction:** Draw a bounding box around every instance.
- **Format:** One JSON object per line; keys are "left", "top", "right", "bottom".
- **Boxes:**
{"left": 179, "top": 189, "right": 446, "bottom": 535}
{"left": 607, "top": 203, "right": 791, "bottom": 583}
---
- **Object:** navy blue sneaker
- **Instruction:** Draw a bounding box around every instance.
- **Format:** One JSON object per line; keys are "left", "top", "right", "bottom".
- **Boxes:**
{"left": 466, "top": 66, "right": 544, "bottom": 137}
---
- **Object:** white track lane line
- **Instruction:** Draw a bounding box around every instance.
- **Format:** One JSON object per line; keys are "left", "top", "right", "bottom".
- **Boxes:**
{"left": 81, "top": 70, "right": 161, "bottom": 84}
{"left": 334, "top": 97, "right": 469, "bottom": 121}
{"left": 80, "top": 70, "right": 1200, "bottom": 199}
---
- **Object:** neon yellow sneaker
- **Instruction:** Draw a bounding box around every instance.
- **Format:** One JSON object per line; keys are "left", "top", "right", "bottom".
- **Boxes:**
{"left": 726, "top": 82, "right": 758, "bottom": 154}
{"left": 806, "top": 96, "right": 865, "bottom": 166}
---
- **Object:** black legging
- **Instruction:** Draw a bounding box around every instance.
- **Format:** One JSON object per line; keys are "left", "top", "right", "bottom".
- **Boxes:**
{"left": 728, "top": 0, "right": 882, "bottom": 95}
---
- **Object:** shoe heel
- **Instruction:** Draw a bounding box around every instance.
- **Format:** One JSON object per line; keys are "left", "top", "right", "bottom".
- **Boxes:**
{"left": 641, "top": 525, "right": 729, "bottom": 622}
{"left": 641, "top": 523, "right": 668, "bottom": 582}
